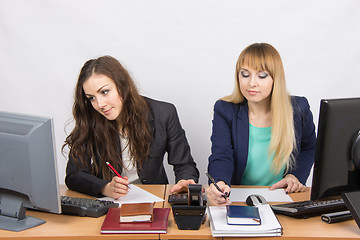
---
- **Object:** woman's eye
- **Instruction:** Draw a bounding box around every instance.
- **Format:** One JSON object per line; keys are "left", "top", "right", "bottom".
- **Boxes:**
{"left": 87, "top": 96, "right": 95, "bottom": 102}
{"left": 259, "top": 73, "right": 268, "bottom": 79}
{"left": 102, "top": 90, "right": 109, "bottom": 95}
{"left": 241, "top": 71, "right": 250, "bottom": 78}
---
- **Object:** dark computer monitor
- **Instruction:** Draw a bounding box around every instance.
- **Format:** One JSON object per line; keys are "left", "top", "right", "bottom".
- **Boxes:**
{"left": 0, "top": 111, "right": 61, "bottom": 232}
{"left": 311, "top": 98, "right": 360, "bottom": 201}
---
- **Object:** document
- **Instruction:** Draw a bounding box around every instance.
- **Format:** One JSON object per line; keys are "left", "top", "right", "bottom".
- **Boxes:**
{"left": 98, "top": 184, "right": 164, "bottom": 206}
{"left": 229, "top": 188, "right": 293, "bottom": 202}
{"left": 208, "top": 204, "right": 282, "bottom": 237}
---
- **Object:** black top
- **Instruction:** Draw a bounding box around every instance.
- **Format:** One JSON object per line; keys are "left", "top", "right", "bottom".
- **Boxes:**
{"left": 65, "top": 97, "right": 199, "bottom": 197}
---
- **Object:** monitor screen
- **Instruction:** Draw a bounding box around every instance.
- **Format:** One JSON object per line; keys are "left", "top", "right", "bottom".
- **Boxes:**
{"left": 311, "top": 98, "right": 360, "bottom": 200}
{"left": 0, "top": 112, "right": 61, "bottom": 232}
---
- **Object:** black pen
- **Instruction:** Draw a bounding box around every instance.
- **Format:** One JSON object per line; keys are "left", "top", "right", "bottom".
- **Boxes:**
{"left": 205, "top": 172, "right": 228, "bottom": 200}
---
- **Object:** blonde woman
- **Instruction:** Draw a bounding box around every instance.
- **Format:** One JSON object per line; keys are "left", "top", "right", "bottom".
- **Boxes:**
{"left": 207, "top": 43, "right": 316, "bottom": 205}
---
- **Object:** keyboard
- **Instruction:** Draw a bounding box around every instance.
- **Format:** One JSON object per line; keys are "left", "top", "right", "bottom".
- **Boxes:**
{"left": 271, "top": 198, "right": 348, "bottom": 218}
{"left": 61, "top": 196, "right": 119, "bottom": 217}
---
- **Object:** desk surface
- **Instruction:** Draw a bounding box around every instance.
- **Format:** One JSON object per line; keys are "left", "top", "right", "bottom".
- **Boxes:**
{"left": 1, "top": 185, "right": 359, "bottom": 240}
{"left": 0, "top": 185, "right": 166, "bottom": 240}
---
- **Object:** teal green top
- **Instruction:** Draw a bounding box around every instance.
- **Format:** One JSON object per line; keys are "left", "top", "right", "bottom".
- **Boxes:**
{"left": 241, "top": 124, "right": 285, "bottom": 186}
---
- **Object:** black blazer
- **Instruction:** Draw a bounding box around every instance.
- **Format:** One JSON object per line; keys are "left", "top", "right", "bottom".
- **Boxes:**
{"left": 65, "top": 97, "right": 199, "bottom": 197}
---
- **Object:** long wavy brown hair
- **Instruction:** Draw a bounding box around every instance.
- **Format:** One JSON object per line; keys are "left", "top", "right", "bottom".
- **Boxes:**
{"left": 62, "top": 56, "right": 152, "bottom": 181}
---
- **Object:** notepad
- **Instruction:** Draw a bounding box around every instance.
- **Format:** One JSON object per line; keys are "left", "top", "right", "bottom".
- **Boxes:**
{"left": 226, "top": 205, "right": 261, "bottom": 225}
{"left": 120, "top": 202, "right": 154, "bottom": 222}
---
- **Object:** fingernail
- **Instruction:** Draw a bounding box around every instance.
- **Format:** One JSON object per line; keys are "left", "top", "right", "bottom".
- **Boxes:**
{"left": 224, "top": 192, "right": 228, "bottom": 196}
{"left": 285, "top": 191, "right": 289, "bottom": 194}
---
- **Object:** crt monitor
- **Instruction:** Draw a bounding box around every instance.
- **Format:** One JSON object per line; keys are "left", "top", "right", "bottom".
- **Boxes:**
{"left": 311, "top": 98, "right": 360, "bottom": 201}
{"left": 0, "top": 111, "right": 61, "bottom": 232}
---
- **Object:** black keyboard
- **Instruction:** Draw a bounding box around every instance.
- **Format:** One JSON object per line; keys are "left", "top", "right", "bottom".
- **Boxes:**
{"left": 61, "top": 196, "right": 119, "bottom": 217}
{"left": 271, "top": 198, "right": 348, "bottom": 218}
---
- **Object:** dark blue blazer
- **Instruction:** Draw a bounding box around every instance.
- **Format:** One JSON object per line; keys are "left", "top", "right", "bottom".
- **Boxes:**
{"left": 208, "top": 96, "right": 316, "bottom": 186}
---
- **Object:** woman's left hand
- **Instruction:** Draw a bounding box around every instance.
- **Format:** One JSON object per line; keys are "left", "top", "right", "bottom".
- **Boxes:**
{"left": 169, "top": 179, "right": 196, "bottom": 194}
{"left": 269, "top": 174, "right": 307, "bottom": 193}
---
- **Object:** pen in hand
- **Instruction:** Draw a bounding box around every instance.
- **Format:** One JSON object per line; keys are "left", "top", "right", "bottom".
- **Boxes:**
{"left": 106, "top": 162, "right": 131, "bottom": 189}
{"left": 205, "top": 172, "right": 229, "bottom": 200}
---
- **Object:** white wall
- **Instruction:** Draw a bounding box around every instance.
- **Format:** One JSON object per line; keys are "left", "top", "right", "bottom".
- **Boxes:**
{"left": 1, "top": 0, "right": 359, "bottom": 187}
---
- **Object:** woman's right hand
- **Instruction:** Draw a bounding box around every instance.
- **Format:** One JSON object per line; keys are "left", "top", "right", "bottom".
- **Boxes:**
{"left": 101, "top": 176, "right": 130, "bottom": 199}
{"left": 206, "top": 181, "right": 231, "bottom": 206}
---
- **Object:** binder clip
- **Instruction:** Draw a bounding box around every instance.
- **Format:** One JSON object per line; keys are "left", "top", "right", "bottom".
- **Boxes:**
{"left": 171, "top": 184, "right": 206, "bottom": 230}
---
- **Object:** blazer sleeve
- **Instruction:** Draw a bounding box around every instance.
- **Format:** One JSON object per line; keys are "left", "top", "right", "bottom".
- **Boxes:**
{"left": 288, "top": 97, "right": 317, "bottom": 185}
{"left": 65, "top": 154, "right": 109, "bottom": 197}
{"left": 208, "top": 100, "right": 235, "bottom": 186}
{"left": 165, "top": 104, "right": 199, "bottom": 183}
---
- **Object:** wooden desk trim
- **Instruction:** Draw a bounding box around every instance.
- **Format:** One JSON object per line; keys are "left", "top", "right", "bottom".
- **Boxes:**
{"left": 1, "top": 185, "right": 360, "bottom": 240}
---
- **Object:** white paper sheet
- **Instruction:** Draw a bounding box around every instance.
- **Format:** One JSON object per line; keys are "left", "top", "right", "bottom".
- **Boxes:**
{"left": 229, "top": 188, "right": 293, "bottom": 202}
{"left": 208, "top": 204, "right": 282, "bottom": 237}
{"left": 97, "top": 184, "right": 164, "bottom": 206}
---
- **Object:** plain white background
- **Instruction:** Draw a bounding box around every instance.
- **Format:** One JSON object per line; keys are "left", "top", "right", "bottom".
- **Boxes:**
{"left": 1, "top": 0, "right": 359, "bottom": 187}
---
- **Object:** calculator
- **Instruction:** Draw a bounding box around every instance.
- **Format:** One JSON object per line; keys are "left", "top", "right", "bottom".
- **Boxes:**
{"left": 168, "top": 193, "right": 189, "bottom": 205}
{"left": 168, "top": 193, "right": 207, "bottom": 205}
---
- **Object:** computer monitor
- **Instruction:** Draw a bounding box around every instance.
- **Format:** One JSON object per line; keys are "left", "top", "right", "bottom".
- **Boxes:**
{"left": 0, "top": 111, "right": 61, "bottom": 232}
{"left": 311, "top": 98, "right": 360, "bottom": 201}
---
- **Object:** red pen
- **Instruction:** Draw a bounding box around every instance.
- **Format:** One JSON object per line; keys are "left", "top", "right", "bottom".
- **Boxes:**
{"left": 106, "top": 162, "right": 131, "bottom": 189}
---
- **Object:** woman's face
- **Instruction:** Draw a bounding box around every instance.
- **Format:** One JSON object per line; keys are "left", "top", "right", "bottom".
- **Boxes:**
{"left": 83, "top": 74, "right": 123, "bottom": 121}
{"left": 238, "top": 65, "right": 274, "bottom": 105}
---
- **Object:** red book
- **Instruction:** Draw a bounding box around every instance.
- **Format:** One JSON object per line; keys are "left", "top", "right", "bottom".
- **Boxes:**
{"left": 101, "top": 208, "right": 170, "bottom": 234}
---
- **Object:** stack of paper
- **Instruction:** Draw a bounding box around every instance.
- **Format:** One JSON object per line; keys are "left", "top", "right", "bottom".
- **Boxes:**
{"left": 208, "top": 204, "right": 282, "bottom": 237}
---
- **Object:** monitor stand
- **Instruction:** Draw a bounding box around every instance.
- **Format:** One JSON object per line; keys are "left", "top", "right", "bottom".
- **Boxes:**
{"left": 0, "top": 194, "right": 45, "bottom": 232}
{"left": 343, "top": 191, "right": 360, "bottom": 229}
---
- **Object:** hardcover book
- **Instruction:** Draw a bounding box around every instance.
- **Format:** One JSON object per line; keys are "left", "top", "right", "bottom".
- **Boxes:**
{"left": 101, "top": 207, "right": 170, "bottom": 234}
{"left": 120, "top": 202, "right": 154, "bottom": 222}
{"left": 226, "top": 205, "right": 261, "bottom": 225}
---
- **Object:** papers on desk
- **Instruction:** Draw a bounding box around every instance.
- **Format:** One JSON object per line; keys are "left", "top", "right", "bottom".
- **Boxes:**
{"left": 229, "top": 188, "right": 293, "bottom": 202}
{"left": 208, "top": 204, "right": 282, "bottom": 237}
{"left": 98, "top": 184, "right": 164, "bottom": 206}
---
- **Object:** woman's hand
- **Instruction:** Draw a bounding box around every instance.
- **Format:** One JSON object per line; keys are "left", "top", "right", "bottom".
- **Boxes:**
{"left": 269, "top": 174, "right": 307, "bottom": 193}
{"left": 169, "top": 179, "right": 196, "bottom": 194}
{"left": 206, "top": 181, "right": 231, "bottom": 206}
{"left": 101, "top": 176, "right": 130, "bottom": 199}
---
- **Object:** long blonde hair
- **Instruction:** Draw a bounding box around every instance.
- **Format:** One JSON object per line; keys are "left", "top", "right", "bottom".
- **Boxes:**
{"left": 222, "top": 43, "right": 296, "bottom": 173}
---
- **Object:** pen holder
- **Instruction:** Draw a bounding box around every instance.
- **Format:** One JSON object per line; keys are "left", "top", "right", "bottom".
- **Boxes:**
{"left": 171, "top": 184, "right": 207, "bottom": 230}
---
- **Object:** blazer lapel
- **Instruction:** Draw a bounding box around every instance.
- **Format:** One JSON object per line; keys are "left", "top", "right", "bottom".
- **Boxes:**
{"left": 234, "top": 102, "right": 250, "bottom": 183}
